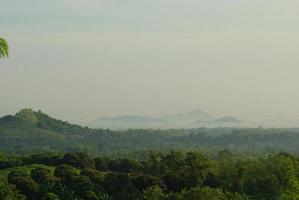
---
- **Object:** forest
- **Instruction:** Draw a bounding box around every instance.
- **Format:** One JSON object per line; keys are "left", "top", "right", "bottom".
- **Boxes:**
{"left": 2, "top": 0, "right": 299, "bottom": 198}
{"left": 1, "top": 109, "right": 299, "bottom": 199}
{"left": 1, "top": 109, "right": 299, "bottom": 156}
{"left": 1, "top": 151, "right": 299, "bottom": 200}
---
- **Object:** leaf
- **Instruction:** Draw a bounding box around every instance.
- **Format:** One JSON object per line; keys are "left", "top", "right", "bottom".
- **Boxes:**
{"left": 0, "top": 37, "right": 9, "bottom": 58}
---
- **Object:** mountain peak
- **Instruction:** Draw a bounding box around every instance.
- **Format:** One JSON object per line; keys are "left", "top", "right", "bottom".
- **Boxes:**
{"left": 161, "top": 109, "right": 214, "bottom": 121}
{"left": 214, "top": 116, "right": 241, "bottom": 123}
{"left": 9, "top": 108, "right": 91, "bottom": 134}
{"left": 15, "top": 108, "right": 39, "bottom": 124}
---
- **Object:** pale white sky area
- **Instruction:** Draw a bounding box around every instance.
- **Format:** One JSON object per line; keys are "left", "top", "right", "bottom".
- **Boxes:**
{"left": 1, "top": 0, "right": 299, "bottom": 123}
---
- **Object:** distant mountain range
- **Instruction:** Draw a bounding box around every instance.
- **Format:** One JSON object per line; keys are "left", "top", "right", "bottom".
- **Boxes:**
{"left": 161, "top": 109, "right": 214, "bottom": 122}
{"left": 195, "top": 116, "right": 242, "bottom": 124}
{"left": 91, "top": 109, "right": 242, "bottom": 129}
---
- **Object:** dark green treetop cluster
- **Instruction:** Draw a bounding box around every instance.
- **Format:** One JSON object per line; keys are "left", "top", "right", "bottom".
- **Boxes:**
{"left": 1, "top": 151, "right": 299, "bottom": 200}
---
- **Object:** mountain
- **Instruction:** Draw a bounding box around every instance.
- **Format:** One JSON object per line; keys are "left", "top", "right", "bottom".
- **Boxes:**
{"left": 91, "top": 109, "right": 215, "bottom": 129}
{"left": 161, "top": 109, "right": 215, "bottom": 122}
{"left": 0, "top": 108, "right": 98, "bottom": 154}
{"left": 91, "top": 109, "right": 246, "bottom": 129}
{"left": 214, "top": 116, "right": 242, "bottom": 123}
{"left": 1, "top": 108, "right": 92, "bottom": 134}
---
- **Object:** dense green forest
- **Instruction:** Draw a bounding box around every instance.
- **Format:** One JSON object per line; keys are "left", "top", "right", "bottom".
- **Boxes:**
{"left": 1, "top": 109, "right": 299, "bottom": 199}
{"left": 1, "top": 151, "right": 299, "bottom": 200}
{"left": 1, "top": 109, "right": 299, "bottom": 156}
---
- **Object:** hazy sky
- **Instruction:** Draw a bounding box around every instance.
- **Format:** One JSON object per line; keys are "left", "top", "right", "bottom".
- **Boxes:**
{"left": 1, "top": 0, "right": 299, "bottom": 123}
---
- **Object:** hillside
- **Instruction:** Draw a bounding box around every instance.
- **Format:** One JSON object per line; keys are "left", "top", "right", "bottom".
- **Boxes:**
{"left": 1, "top": 109, "right": 299, "bottom": 155}
{"left": 0, "top": 109, "right": 97, "bottom": 154}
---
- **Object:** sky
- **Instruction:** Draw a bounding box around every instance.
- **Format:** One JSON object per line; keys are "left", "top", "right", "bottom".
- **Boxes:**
{"left": 1, "top": 0, "right": 299, "bottom": 124}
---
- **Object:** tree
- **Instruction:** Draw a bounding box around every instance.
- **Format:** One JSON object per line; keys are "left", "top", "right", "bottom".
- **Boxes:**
{"left": 179, "top": 187, "right": 225, "bottom": 200}
{"left": 133, "top": 174, "right": 164, "bottom": 191}
{"left": 103, "top": 172, "right": 131, "bottom": 195}
{"left": 54, "top": 164, "right": 78, "bottom": 182}
{"left": 108, "top": 158, "right": 143, "bottom": 173}
{"left": 69, "top": 175, "right": 92, "bottom": 196}
{"left": 94, "top": 157, "right": 109, "bottom": 171}
{"left": 142, "top": 185, "right": 165, "bottom": 200}
{"left": 41, "top": 193, "right": 60, "bottom": 200}
{"left": 31, "top": 167, "right": 57, "bottom": 184}
{"left": 0, "top": 37, "right": 9, "bottom": 58}
{"left": 80, "top": 168, "right": 105, "bottom": 185}
{"left": 243, "top": 154, "right": 299, "bottom": 199}
{"left": 0, "top": 177, "right": 25, "bottom": 200}
{"left": 63, "top": 152, "right": 95, "bottom": 169}
{"left": 15, "top": 108, "right": 39, "bottom": 124}
{"left": 8, "top": 171, "right": 39, "bottom": 200}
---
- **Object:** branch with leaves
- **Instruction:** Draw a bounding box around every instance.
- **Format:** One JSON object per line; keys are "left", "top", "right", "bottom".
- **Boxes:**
{"left": 0, "top": 37, "right": 9, "bottom": 58}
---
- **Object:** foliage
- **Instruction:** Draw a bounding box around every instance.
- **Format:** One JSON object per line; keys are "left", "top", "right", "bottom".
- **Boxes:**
{"left": 0, "top": 151, "right": 298, "bottom": 200}
{"left": 0, "top": 177, "right": 25, "bottom": 200}
{"left": 2, "top": 109, "right": 299, "bottom": 156}
{"left": 0, "top": 37, "right": 9, "bottom": 58}
{"left": 63, "top": 152, "right": 95, "bottom": 169}
{"left": 1, "top": 110, "right": 299, "bottom": 199}
{"left": 15, "top": 109, "right": 39, "bottom": 124}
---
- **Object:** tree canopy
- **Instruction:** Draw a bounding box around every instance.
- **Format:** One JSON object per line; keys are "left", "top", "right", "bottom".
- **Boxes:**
{"left": 1, "top": 151, "right": 299, "bottom": 200}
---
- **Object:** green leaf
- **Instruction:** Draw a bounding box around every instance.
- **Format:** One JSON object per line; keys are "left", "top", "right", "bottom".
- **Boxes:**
{"left": 0, "top": 37, "right": 9, "bottom": 58}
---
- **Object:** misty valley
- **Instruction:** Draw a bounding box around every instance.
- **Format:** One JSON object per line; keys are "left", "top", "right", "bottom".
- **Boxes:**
{"left": 2, "top": 0, "right": 299, "bottom": 198}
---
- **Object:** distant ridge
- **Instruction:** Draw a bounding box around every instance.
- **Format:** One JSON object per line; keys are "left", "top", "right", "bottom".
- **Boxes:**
{"left": 91, "top": 109, "right": 219, "bottom": 129}
{"left": 161, "top": 109, "right": 215, "bottom": 122}
{"left": 97, "top": 109, "right": 215, "bottom": 123}
{"left": 214, "top": 116, "right": 242, "bottom": 123}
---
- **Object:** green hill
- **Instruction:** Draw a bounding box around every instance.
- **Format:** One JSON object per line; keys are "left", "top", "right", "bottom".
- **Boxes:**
{"left": 1, "top": 109, "right": 299, "bottom": 155}
{"left": 0, "top": 109, "right": 98, "bottom": 154}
